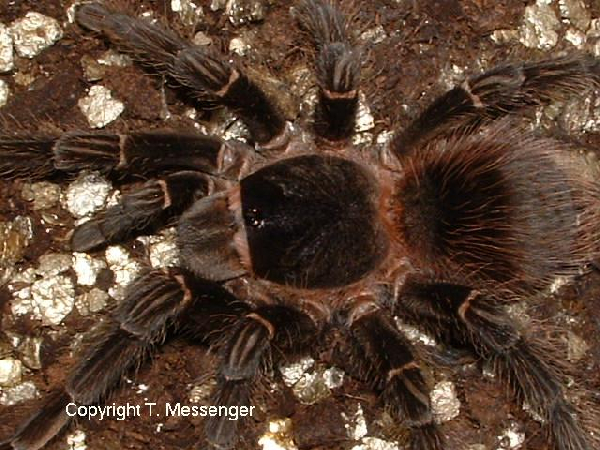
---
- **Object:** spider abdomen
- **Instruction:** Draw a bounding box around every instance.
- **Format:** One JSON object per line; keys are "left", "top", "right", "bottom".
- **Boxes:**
{"left": 239, "top": 155, "right": 389, "bottom": 289}
{"left": 395, "top": 125, "right": 585, "bottom": 292}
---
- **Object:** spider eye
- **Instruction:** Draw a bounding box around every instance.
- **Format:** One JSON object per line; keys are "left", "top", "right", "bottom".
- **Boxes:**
{"left": 246, "top": 208, "right": 265, "bottom": 228}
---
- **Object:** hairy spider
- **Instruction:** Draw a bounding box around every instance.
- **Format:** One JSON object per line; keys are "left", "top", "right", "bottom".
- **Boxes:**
{"left": 1, "top": 0, "right": 600, "bottom": 449}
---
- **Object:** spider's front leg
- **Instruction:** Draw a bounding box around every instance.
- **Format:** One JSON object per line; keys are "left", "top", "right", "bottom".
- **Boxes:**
{"left": 1, "top": 268, "right": 212, "bottom": 450}
{"left": 294, "top": 0, "right": 361, "bottom": 141}
{"left": 75, "top": 3, "right": 287, "bottom": 147}
{"left": 343, "top": 296, "right": 444, "bottom": 450}
{"left": 1, "top": 131, "right": 256, "bottom": 250}
{"left": 392, "top": 56, "right": 600, "bottom": 157}
{"left": 400, "top": 281, "right": 598, "bottom": 450}
{"left": 0, "top": 130, "right": 255, "bottom": 179}
{"left": 206, "top": 304, "right": 319, "bottom": 448}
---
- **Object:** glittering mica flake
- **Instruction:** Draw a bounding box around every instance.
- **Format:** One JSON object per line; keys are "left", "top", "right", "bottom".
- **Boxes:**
{"left": 279, "top": 357, "right": 345, "bottom": 405}
{"left": 9, "top": 12, "right": 63, "bottom": 59}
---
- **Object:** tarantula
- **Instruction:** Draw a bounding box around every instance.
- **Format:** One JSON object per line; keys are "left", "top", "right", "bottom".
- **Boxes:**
{"left": 1, "top": 0, "right": 600, "bottom": 449}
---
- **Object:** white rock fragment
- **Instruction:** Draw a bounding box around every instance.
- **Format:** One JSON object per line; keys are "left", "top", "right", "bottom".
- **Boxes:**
{"left": 559, "top": 0, "right": 591, "bottom": 31}
{"left": 229, "top": 36, "right": 251, "bottom": 56}
{"left": 172, "top": 0, "right": 204, "bottom": 26}
{"left": 135, "top": 383, "right": 149, "bottom": 394}
{"left": 66, "top": 3, "right": 79, "bottom": 24}
{"left": 0, "top": 359, "right": 23, "bottom": 386}
{"left": 10, "top": 12, "right": 63, "bottom": 58}
{"left": 73, "top": 253, "right": 108, "bottom": 286}
{"left": 280, "top": 357, "right": 315, "bottom": 386}
{"left": 496, "top": 421, "right": 525, "bottom": 449}
{"left": 75, "top": 288, "right": 109, "bottom": 316}
{"left": 351, "top": 437, "right": 400, "bottom": 450}
{"left": 30, "top": 275, "right": 75, "bottom": 325}
{"left": 519, "top": 1, "right": 561, "bottom": 49}
{"left": 438, "top": 63, "right": 467, "bottom": 90}
{"left": 97, "top": 49, "right": 132, "bottom": 67}
{"left": 258, "top": 418, "right": 298, "bottom": 450}
{"left": 64, "top": 172, "right": 112, "bottom": 219}
{"left": 21, "top": 181, "right": 61, "bottom": 210}
{"left": 194, "top": 31, "right": 212, "bottom": 46}
{"left": 17, "top": 336, "right": 43, "bottom": 370}
{"left": 322, "top": 366, "right": 345, "bottom": 389}
{"left": 344, "top": 403, "right": 368, "bottom": 440}
{"left": 11, "top": 271, "right": 75, "bottom": 325}
{"left": 105, "top": 245, "right": 142, "bottom": 286}
{"left": 211, "top": 0, "right": 228, "bottom": 11}
{"left": 394, "top": 317, "right": 436, "bottom": 346}
{"left": 137, "top": 228, "right": 180, "bottom": 269}
{"left": 558, "top": 94, "right": 600, "bottom": 134}
{"left": 0, "top": 23, "right": 14, "bottom": 72}
{"left": 431, "top": 380, "right": 461, "bottom": 423}
{"left": 376, "top": 130, "right": 393, "bottom": 146}
{"left": 9, "top": 267, "right": 36, "bottom": 285}
{"left": 0, "top": 79, "right": 8, "bottom": 107}
{"left": 37, "top": 253, "right": 72, "bottom": 277}
{"left": 355, "top": 95, "right": 375, "bottom": 133}
{"left": 565, "top": 28, "right": 586, "bottom": 47}
{"left": 360, "top": 26, "right": 387, "bottom": 44}
{"left": 78, "top": 85, "right": 125, "bottom": 128}
{"left": 280, "top": 357, "right": 342, "bottom": 404}
{"left": 66, "top": 430, "right": 87, "bottom": 450}
{"left": 491, "top": 29, "right": 520, "bottom": 45}
{"left": 226, "top": 0, "right": 267, "bottom": 26}
{"left": 0, "top": 380, "right": 38, "bottom": 405}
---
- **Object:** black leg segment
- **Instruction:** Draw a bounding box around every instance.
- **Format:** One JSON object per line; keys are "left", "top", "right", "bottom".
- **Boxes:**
{"left": 2, "top": 269, "right": 197, "bottom": 450}
{"left": 392, "top": 56, "right": 600, "bottom": 158}
{"left": 346, "top": 299, "right": 444, "bottom": 450}
{"left": 71, "top": 170, "right": 209, "bottom": 252}
{"left": 294, "top": 0, "right": 361, "bottom": 141}
{"left": 75, "top": 3, "right": 287, "bottom": 146}
{"left": 400, "top": 281, "right": 598, "bottom": 450}
{"left": 207, "top": 305, "right": 318, "bottom": 449}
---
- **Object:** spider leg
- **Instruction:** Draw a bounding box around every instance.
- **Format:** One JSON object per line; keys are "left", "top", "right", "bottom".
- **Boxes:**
{"left": 70, "top": 170, "right": 208, "bottom": 251}
{"left": 0, "top": 130, "right": 256, "bottom": 179}
{"left": 1, "top": 268, "right": 201, "bottom": 450}
{"left": 207, "top": 304, "right": 318, "bottom": 448}
{"left": 392, "top": 56, "right": 600, "bottom": 158}
{"left": 294, "top": 0, "right": 361, "bottom": 141}
{"left": 75, "top": 3, "right": 287, "bottom": 146}
{"left": 345, "top": 297, "right": 444, "bottom": 450}
{"left": 400, "top": 280, "right": 597, "bottom": 450}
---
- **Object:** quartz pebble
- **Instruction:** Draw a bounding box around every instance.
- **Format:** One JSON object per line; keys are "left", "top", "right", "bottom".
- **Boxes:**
{"left": 431, "top": 380, "right": 461, "bottom": 423}
{"left": 0, "top": 79, "right": 8, "bottom": 106}
{"left": 0, "top": 359, "right": 23, "bottom": 387}
{"left": 10, "top": 12, "right": 62, "bottom": 58}
{"left": 64, "top": 172, "right": 112, "bottom": 219}
{"left": 0, "top": 22, "right": 13, "bottom": 72}
{"left": 78, "top": 85, "right": 125, "bottom": 128}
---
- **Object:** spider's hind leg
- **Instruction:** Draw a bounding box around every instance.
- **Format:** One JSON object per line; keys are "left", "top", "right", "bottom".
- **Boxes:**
{"left": 75, "top": 3, "right": 287, "bottom": 147}
{"left": 1, "top": 268, "right": 203, "bottom": 450}
{"left": 344, "top": 296, "right": 444, "bottom": 450}
{"left": 206, "top": 304, "right": 319, "bottom": 448}
{"left": 400, "top": 281, "right": 598, "bottom": 450}
{"left": 294, "top": 0, "right": 362, "bottom": 142}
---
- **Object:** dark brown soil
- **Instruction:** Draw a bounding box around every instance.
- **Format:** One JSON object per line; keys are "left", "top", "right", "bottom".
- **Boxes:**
{"left": 1, "top": 1, "right": 600, "bottom": 450}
